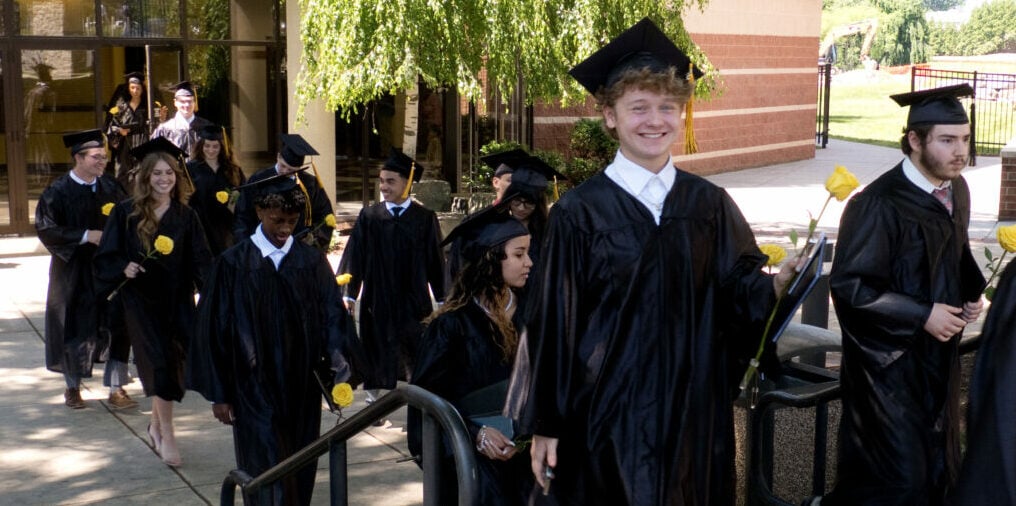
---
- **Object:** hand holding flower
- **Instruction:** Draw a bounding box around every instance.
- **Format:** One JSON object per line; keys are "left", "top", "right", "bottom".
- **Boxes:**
{"left": 107, "top": 234, "right": 175, "bottom": 301}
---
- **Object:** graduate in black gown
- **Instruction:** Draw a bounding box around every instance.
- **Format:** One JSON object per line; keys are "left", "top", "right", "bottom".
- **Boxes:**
{"left": 409, "top": 204, "right": 534, "bottom": 505}
{"left": 104, "top": 71, "right": 152, "bottom": 188}
{"left": 822, "top": 85, "right": 985, "bottom": 506}
{"left": 232, "top": 134, "right": 335, "bottom": 252}
{"left": 521, "top": 19, "right": 796, "bottom": 505}
{"left": 953, "top": 260, "right": 1016, "bottom": 505}
{"left": 337, "top": 148, "right": 445, "bottom": 401}
{"left": 150, "top": 81, "right": 212, "bottom": 160}
{"left": 95, "top": 137, "right": 213, "bottom": 467}
{"left": 188, "top": 176, "right": 353, "bottom": 506}
{"left": 36, "top": 129, "right": 131, "bottom": 409}
{"left": 187, "top": 124, "right": 246, "bottom": 256}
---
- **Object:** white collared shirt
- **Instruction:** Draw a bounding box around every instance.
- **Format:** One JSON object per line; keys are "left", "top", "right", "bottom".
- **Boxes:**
{"left": 604, "top": 150, "right": 676, "bottom": 224}
{"left": 385, "top": 199, "right": 412, "bottom": 216}
{"left": 902, "top": 156, "right": 951, "bottom": 194}
{"left": 251, "top": 224, "right": 293, "bottom": 270}
{"left": 69, "top": 170, "right": 98, "bottom": 244}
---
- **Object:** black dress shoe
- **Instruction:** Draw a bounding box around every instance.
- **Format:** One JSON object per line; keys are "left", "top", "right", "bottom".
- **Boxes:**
{"left": 64, "top": 388, "right": 86, "bottom": 409}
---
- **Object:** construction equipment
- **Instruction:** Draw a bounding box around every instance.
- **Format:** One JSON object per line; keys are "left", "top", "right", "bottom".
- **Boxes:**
{"left": 819, "top": 18, "right": 879, "bottom": 64}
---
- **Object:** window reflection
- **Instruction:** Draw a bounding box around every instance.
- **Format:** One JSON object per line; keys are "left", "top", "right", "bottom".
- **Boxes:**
{"left": 100, "top": 0, "right": 179, "bottom": 38}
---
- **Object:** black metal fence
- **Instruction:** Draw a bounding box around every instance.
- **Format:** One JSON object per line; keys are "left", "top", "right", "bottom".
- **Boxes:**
{"left": 816, "top": 62, "right": 832, "bottom": 148}
{"left": 912, "top": 66, "right": 1016, "bottom": 158}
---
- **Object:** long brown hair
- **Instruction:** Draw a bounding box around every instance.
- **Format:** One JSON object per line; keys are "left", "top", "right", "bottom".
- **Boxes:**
{"left": 193, "top": 137, "right": 244, "bottom": 187}
{"left": 427, "top": 243, "right": 519, "bottom": 362}
{"left": 129, "top": 152, "right": 193, "bottom": 250}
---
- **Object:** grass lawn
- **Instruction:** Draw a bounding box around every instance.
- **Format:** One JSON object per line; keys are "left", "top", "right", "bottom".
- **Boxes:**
{"left": 825, "top": 70, "right": 912, "bottom": 148}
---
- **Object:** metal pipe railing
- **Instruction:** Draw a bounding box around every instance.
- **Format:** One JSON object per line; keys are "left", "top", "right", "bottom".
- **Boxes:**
{"left": 220, "top": 385, "right": 478, "bottom": 506}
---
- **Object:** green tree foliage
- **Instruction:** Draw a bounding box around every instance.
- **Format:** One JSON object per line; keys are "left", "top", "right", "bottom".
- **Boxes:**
{"left": 959, "top": 0, "right": 1016, "bottom": 54}
{"left": 922, "top": 0, "right": 962, "bottom": 11}
{"left": 870, "top": 0, "right": 929, "bottom": 65}
{"left": 296, "top": 0, "right": 717, "bottom": 119}
{"left": 927, "top": 20, "right": 962, "bottom": 56}
{"left": 567, "top": 118, "right": 617, "bottom": 184}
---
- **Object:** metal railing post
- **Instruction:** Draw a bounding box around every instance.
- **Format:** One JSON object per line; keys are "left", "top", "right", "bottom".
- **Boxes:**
{"left": 329, "top": 437, "right": 348, "bottom": 506}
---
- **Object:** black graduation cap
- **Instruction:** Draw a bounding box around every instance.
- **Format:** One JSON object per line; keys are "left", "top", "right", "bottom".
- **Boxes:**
{"left": 484, "top": 149, "right": 568, "bottom": 199}
{"left": 198, "top": 124, "right": 224, "bottom": 141}
{"left": 130, "top": 136, "right": 187, "bottom": 161}
{"left": 493, "top": 164, "right": 514, "bottom": 178}
{"left": 384, "top": 148, "right": 425, "bottom": 182}
{"left": 63, "top": 129, "right": 106, "bottom": 155}
{"left": 279, "top": 134, "right": 319, "bottom": 167}
{"left": 125, "top": 71, "right": 144, "bottom": 85}
{"left": 440, "top": 202, "right": 529, "bottom": 262}
{"left": 890, "top": 83, "right": 972, "bottom": 128}
{"left": 172, "top": 80, "right": 195, "bottom": 98}
{"left": 569, "top": 17, "right": 704, "bottom": 96}
{"left": 235, "top": 166, "right": 311, "bottom": 194}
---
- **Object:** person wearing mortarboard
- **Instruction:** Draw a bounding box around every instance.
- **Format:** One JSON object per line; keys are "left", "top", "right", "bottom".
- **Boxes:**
{"left": 520, "top": 18, "right": 798, "bottom": 505}
{"left": 94, "top": 137, "right": 213, "bottom": 468}
{"left": 36, "top": 129, "right": 132, "bottom": 410}
{"left": 150, "top": 80, "right": 213, "bottom": 161}
{"left": 186, "top": 124, "right": 246, "bottom": 256}
{"left": 821, "top": 85, "right": 986, "bottom": 506}
{"left": 407, "top": 203, "right": 535, "bottom": 504}
{"left": 188, "top": 174, "right": 355, "bottom": 506}
{"left": 104, "top": 71, "right": 153, "bottom": 188}
{"left": 336, "top": 147, "right": 446, "bottom": 409}
{"left": 231, "top": 133, "right": 335, "bottom": 252}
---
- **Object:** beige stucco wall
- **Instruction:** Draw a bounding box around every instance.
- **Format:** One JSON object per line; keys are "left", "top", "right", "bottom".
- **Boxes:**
{"left": 682, "top": 0, "right": 821, "bottom": 37}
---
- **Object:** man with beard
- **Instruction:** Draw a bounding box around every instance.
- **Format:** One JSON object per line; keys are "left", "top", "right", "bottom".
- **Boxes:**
{"left": 821, "top": 84, "right": 986, "bottom": 506}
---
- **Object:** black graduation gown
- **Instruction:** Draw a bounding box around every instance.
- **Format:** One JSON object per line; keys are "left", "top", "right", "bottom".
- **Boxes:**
{"left": 408, "top": 302, "right": 533, "bottom": 506}
{"left": 94, "top": 200, "right": 212, "bottom": 401}
{"left": 104, "top": 95, "right": 150, "bottom": 187}
{"left": 187, "top": 238, "right": 352, "bottom": 506}
{"left": 187, "top": 160, "right": 245, "bottom": 256}
{"left": 232, "top": 167, "right": 335, "bottom": 252}
{"left": 952, "top": 260, "right": 1016, "bottom": 505}
{"left": 337, "top": 201, "right": 445, "bottom": 389}
{"left": 824, "top": 164, "right": 985, "bottom": 506}
{"left": 521, "top": 170, "right": 775, "bottom": 506}
{"left": 35, "top": 174, "right": 128, "bottom": 378}
{"left": 151, "top": 114, "right": 213, "bottom": 160}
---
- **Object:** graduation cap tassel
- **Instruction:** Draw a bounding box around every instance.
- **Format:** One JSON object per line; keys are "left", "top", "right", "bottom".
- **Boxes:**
{"left": 295, "top": 177, "right": 313, "bottom": 227}
{"left": 552, "top": 176, "right": 560, "bottom": 201}
{"left": 684, "top": 63, "right": 699, "bottom": 155}
{"left": 220, "top": 126, "right": 233, "bottom": 160}
{"left": 400, "top": 162, "right": 416, "bottom": 201}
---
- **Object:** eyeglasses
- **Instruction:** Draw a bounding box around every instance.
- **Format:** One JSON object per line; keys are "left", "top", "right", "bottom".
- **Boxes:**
{"left": 511, "top": 199, "right": 536, "bottom": 210}
{"left": 87, "top": 154, "right": 108, "bottom": 162}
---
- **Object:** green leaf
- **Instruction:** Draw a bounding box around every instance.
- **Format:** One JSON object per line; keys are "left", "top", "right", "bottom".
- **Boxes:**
{"left": 985, "top": 285, "right": 996, "bottom": 302}
{"left": 789, "top": 229, "right": 799, "bottom": 248}
{"left": 985, "top": 247, "right": 994, "bottom": 262}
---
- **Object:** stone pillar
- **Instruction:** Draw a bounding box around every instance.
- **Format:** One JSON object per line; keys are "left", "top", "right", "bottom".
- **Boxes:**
{"left": 1000, "top": 138, "right": 1016, "bottom": 220}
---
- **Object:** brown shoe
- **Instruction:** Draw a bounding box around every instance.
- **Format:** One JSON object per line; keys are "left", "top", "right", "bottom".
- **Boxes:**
{"left": 107, "top": 389, "right": 138, "bottom": 410}
{"left": 64, "top": 388, "right": 86, "bottom": 409}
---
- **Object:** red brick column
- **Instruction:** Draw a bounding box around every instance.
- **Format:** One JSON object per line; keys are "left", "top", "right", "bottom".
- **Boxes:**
{"left": 1001, "top": 140, "right": 1016, "bottom": 220}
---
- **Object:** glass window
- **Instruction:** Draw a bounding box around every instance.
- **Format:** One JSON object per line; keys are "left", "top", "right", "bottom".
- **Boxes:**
{"left": 100, "top": 0, "right": 180, "bottom": 38}
{"left": 187, "top": 0, "right": 274, "bottom": 41}
{"left": 18, "top": 0, "right": 95, "bottom": 36}
{"left": 22, "top": 49, "right": 96, "bottom": 224}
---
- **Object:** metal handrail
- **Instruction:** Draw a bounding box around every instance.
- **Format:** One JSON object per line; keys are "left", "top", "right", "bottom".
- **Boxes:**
{"left": 219, "top": 385, "right": 478, "bottom": 506}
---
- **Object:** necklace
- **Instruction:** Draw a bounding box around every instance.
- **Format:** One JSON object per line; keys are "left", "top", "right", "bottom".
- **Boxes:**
{"left": 473, "top": 291, "right": 514, "bottom": 317}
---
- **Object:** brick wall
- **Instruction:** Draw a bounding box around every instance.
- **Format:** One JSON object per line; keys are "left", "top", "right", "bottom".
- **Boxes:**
{"left": 1000, "top": 140, "right": 1016, "bottom": 220}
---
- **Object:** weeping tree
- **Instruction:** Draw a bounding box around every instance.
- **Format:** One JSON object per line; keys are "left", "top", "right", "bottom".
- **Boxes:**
{"left": 295, "top": 0, "right": 718, "bottom": 155}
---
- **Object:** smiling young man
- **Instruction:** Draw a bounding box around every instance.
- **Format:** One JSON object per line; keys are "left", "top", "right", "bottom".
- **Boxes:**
{"left": 337, "top": 148, "right": 445, "bottom": 409}
{"left": 150, "top": 81, "right": 212, "bottom": 161}
{"left": 189, "top": 175, "right": 353, "bottom": 506}
{"left": 822, "top": 84, "right": 986, "bottom": 506}
{"left": 36, "top": 129, "right": 132, "bottom": 409}
{"left": 520, "top": 18, "right": 796, "bottom": 505}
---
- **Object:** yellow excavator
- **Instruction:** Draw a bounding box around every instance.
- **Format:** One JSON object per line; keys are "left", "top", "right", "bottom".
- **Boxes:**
{"left": 819, "top": 18, "right": 878, "bottom": 64}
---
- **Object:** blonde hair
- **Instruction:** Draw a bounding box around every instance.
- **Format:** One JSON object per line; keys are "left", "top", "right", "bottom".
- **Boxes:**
{"left": 596, "top": 66, "right": 694, "bottom": 139}
{"left": 129, "top": 152, "right": 193, "bottom": 249}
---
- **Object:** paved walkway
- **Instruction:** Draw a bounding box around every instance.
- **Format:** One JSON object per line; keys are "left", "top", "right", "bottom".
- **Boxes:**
{"left": 0, "top": 140, "right": 1006, "bottom": 505}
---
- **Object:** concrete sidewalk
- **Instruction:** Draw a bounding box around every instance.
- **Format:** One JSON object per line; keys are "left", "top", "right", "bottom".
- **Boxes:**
{"left": 0, "top": 140, "right": 1005, "bottom": 505}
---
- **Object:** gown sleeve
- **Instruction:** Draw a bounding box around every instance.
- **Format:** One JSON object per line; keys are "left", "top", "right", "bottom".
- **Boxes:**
{"left": 188, "top": 255, "right": 235, "bottom": 404}
{"left": 336, "top": 210, "right": 367, "bottom": 300}
{"left": 35, "top": 184, "right": 85, "bottom": 262}
{"left": 92, "top": 203, "right": 133, "bottom": 296}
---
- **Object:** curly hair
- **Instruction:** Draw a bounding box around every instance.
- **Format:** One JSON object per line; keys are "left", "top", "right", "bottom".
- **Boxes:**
{"left": 192, "top": 137, "right": 244, "bottom": 187}
{"left": 129, "top": 152, "right": 193, "bottom": 250}
{"left": 900, "top": 124, "right": 934, "bottom": 156}
{"left": 428, "top": 243, "right": 518, "bottom": 362}
{"left": 595, "top": 66, "right": 694, "bottom": 139}
{"left": 253, "top": 185, "right": 307, "bottom": 214}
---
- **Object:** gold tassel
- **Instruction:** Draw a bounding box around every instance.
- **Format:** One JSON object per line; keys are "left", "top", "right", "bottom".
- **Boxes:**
{"left": 220, "top": 126, "right": 232, "bottom": 160}
{"left": 399, "top": 162, "right": 415, "bottom": 201}
{"left": 552, "top": 176, "right": 560, "bottom": 201}
{"left": 295, "top": 176, "right": 313, "bottom": 226}
{"left": 684, "top": 63, "right": 698, "bottom": 155}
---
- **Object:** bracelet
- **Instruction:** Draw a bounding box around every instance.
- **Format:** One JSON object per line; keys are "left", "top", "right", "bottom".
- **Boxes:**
{"left": 476, "top": 426, "right": 489, "bottom": 452}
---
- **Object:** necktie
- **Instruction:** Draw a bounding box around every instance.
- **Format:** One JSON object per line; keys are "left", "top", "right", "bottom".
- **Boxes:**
{"left": 640, "top": 176, "right": 667, "bottom": 213}
{"left": 392, "top": 206, "right": 403, "bottom": 217}
{"left": 932, "top": 187, "right": 953, "bottom": 214}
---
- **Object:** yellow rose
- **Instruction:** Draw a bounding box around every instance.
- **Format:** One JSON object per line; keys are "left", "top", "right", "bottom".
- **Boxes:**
{"left": 331, "top": 382, "right": 354, "bottom": 408}
{"left": 101, "top": 202, "right": 114, "bottom": 216}
{"left": 324, "top": 214, "right": 337, "bottom": 228}
{"left": 109, "top": 106, "right": 120, "bottom": 115}
{"left": 153, "top": 235, "right": 174, "bottom": 255}
{"left": 758, "top": 244, "right": 787, "bottom": 267}
{"left": 998, "top": 224, "right": 1016, "bottom": 253}
{"left": 824, "top": 165, "right": 860, "bottom": 202}
{"left": 336, "top": 273, "right": 353, "bottom": 286}
{"left": 215, "top": 191, "right": 229, "bottom": 204}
